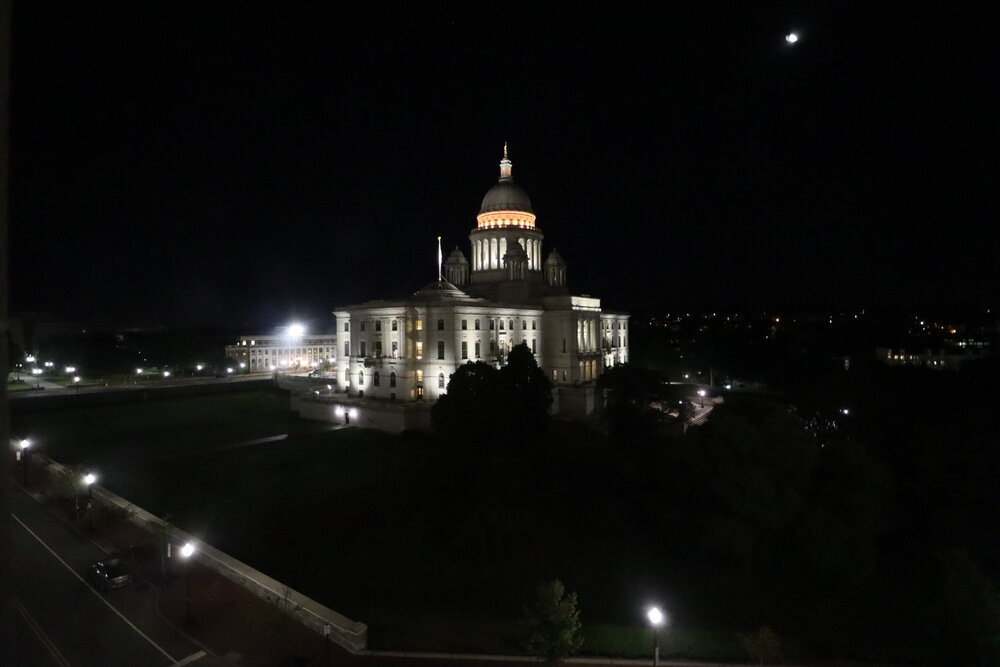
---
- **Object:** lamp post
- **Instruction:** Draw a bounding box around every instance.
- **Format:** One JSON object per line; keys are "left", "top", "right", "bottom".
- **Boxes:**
{"left": 16, "top": 439, "right": 31, "bottom": 483}
{"left": 697, "top": 388, "right": 706, "bottom": 407}
{"left": 179, "top": 542, "right": 196, "bottom": 626}
{"left": 82, "top": 472, "right": 97, "bottom": 529}
{"left": 647, "top": 606, "right": 666, "bottom": 667}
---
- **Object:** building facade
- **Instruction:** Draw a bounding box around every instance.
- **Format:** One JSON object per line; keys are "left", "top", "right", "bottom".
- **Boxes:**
{"left": 226, "top": 334, "right": 338, "bottom": 370}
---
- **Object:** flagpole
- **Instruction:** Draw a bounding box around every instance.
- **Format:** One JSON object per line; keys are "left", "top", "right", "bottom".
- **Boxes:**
{"left": 437, "top": 236, "right": 443, "bottom": 281}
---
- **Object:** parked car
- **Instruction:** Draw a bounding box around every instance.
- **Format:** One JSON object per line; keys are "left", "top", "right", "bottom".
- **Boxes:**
{"left": 88, "top": 556, "right": 132, "bottom": 591}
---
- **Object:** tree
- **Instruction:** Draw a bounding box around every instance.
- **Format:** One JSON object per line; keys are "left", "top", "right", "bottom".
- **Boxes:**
{"left": 739, "top": 625, "right": 786, "bottom": 665}
{"left": 432, "top": 343, "right": 552, "bottom": 446}
{"left": 523, "top": 579, "right": 583, "bottom": 663}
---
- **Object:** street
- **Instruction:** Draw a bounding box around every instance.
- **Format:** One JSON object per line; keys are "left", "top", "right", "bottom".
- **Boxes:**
{"left": 9, "top": 484, "right": 205, "bottom": 667}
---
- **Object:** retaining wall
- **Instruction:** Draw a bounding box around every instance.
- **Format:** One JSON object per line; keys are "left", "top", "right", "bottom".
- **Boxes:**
{"left": 43, "top": 456, "right": 367, "bottom": 652}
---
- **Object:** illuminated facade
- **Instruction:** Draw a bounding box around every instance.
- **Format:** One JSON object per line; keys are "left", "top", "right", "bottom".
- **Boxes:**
{"left": 292, "top": 148, "right": 629, "bottom": 430}
{"left": 226, "top": 334, "right": 337, "bottom": 370}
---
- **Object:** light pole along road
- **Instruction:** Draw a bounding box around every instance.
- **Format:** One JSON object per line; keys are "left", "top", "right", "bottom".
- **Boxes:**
{"left": 9, "top": 483, "right": 204, "bottom": 667}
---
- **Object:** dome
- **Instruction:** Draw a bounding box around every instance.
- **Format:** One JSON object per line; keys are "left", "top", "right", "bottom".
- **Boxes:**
{"left": 411, "top": 280, "right": 480, "bottom": 303}
{"left": 479, "top": 180, "right": 534, "bottom": 214}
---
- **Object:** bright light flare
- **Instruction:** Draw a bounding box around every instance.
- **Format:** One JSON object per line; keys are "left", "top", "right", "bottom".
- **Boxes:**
{"left": 647, "top": 606, "right": 665, "bottom": 626}
{"left": 287, "top": 323, "right": 305, "bottom": 338}
{"left": 785, "top": 32, "right": 799, "bottom": 44}
{"left": 83, "top": 473, "right": 97, "bottom": 486}
{"left": 179, "top": 542, "right": 196, "bottom": 558}
{"left": 19, "top": 439, "right": 31, "bottom": 450}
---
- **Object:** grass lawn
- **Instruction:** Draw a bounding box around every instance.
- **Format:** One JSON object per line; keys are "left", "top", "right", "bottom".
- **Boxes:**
{"left": 12, "top": 389, "right": 748, "bottom": 660}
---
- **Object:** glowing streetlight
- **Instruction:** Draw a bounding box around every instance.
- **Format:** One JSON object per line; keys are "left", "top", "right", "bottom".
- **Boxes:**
{"left": 65, "top": 366, "right": 76, "bottom": 373}
{"left": 226, "top": 367, "right": 233, "bottom": 374}
{"left": 179, "top": 542, "right": 196, "bottom": 625}
{"left": 647, "top": 606, "right": 667, "bottom": 666}
{"left": 25, "top": 355, "right": 35, "bottom": 363}
{"left": 239, "top": 362, "right": 246, "bottom": 369}
{"left": 841, "top": 408, "right": 850, "bottom": 415}
{"left": 196, "top": 364, "right": 204, "bottom": 372}
{"left": 786, "top": 32, "right": 799, "bottom": 44}
{"left": 163, "top": 371, "right": 171, "bottom": 378}
{"left": 16, "top": 439, "right": 31, "bottom": 482}
{"left": 32, "top": 368, "right": 42, "bottom": 375}
{"left": 697, "top": 388, "right": 707, "bottom": 407}
{"left": 136, "top": 368, "right": 143, "bottom": 375}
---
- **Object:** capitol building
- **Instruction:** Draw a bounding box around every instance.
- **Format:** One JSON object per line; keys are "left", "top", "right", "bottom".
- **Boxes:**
{"left": 231, "top": 148, "right": 629, "bottom": 431}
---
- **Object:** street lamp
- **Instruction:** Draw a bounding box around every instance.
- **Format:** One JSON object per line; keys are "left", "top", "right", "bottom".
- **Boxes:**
{"left": 73, "top": 376, "right": 81, "bottom": 392}
{"left": 697, "top": 389, "right": 706, "bottom": 407}
{"left": 179, "top": 542, "right": 197, "bottom": 625}
{"left": 82, "top": 472, "right": 97, "bottom": 528}
{"left": 16, "top": 439, "right": 31, "bottom": 483}
{"left": 163, "top": 371, "right": 171, "bottom": 378}
{"left": 196, "top": 364, "right": 204, "bottom": 372}
{"left": 647, "top": 606, "right": 666, "bottom": 667}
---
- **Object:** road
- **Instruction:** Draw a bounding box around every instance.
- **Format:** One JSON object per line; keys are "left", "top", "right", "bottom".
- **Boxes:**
{"left": 9, "top": 484, "right": 209, "bottom": 667}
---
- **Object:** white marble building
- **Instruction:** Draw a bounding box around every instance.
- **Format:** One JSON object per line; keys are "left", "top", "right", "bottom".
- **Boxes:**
{"left": 294, "top": 148, "right": 629, "bottom": 430}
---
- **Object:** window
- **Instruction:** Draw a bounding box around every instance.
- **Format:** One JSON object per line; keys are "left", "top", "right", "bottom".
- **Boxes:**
{"left": 562, "top": 338, "right": 567, "bottom": 353}
{"left": 374, "top": 372, "right": 380, "bottom": 387}
{"left": 522, "top": 320, "right": 527, "bottom": 330}
{"left": 416, "top": 319, "right": 423, "bottom": 331}
{"left": 474, "top": 319, "right": 480, "bottom": 330}
{"left": 562, "top": 370, "right": 567, "bottom": 382}
{"left": 490, "top": 319, "right": 495, "bottom": 330}
{"left": 438, "top": 373, "right": 445, "bottom": 389}
{"left": 344, "top": 322, "right": 350, "bottom": 332}
{"left": 416, "top": 341, "right": 423, "bottom": 358}
{"left": 437, "top": 319, "right": 444, "bottom": 331}
{"left": 508, "top": 320, "right": 513, "bottom": 330}
{"left": 389, "top": 372, "right": 396, "bottom": 388}
{"left": 359, "top": 341, "right": 367, "bottom": 357}
{"left": 461, "top": 341, "right": 468, "bottom": 359}
{"left": 490, "top": 340, "right": 496, "bottom": 355}
{"left": 374, "top": 341, "right": 382, "bottom": 357}
{"left": 416, "top": 370, "right": 423, "bottom": 382}
{"left": 461, "top": 319, "right": 467, "bottom": 330}
{"left": 344, "top": 342, "right": 350, "bottom": 357}
{"left": 475, "top": 341, "right": 481, "bottom": 358}
{"left": 391, "top": 341, "right": 398, "bottom": 358}
{"left": 532, "top": 320, "right": 537, "bottom": 330}
{"left": 553, "top": 369, "right": 558, "bottom": 381}
{"left": 391, "top": 320, "right": 398, "bottom": 331}
{"left": 358, "top": 370, "right": 364, "bottom": 386}
{"left": 360, "top": 321, "right": 366, "bottom": 332}
{"left": 375, "top": 320, "right": 381, "bottom": 332}
{"left": 437, "top": 341, "right": 445, "bottom": 359}
{"left": 499, "top": 320, "right": 504, "bottom": 330}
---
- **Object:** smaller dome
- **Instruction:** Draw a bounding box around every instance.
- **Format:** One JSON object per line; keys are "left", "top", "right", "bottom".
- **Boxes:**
{"left": 411, "top": 280, "right": 479, "bottom": 303}
{"left": 545, "top": 249, "right": 566, "bottom": 265}
{"left": 445, "top": 247, "right": 468, "bottom": 264}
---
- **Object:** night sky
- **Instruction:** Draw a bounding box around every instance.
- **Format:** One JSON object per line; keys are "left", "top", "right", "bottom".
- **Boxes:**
{"left": 9, "top": 2, "right": 999, "bottom": 328}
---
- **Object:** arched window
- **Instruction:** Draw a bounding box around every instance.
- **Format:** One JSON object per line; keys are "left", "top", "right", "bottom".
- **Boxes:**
{"left": 532, "top": 320, "right": 537, "bottom": 330}
{"left": 358, "top": 370, "right": 364, "bottom": 386}
{"left": 474, "top": 319, "right": 480, "bottom": 330}
{"left": 389, "top": 372, "right": 397, "bottom": 388}
{"left": 438, "top": 373, "right": 445, "bottom": 389}
{"left": 508, "top": 320, "right": 514, "bottom": 330}
{"left": 374, "top": 372, "right": 380, "bottom": 387}
{"left": 490, "top": 319, "right": 495, "bottom": 330}
{"left": 522, "top": 320, "right": 527, "bottom": 330}
{"left": 499, "top": 320, "right": 504, "bottom": 330}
